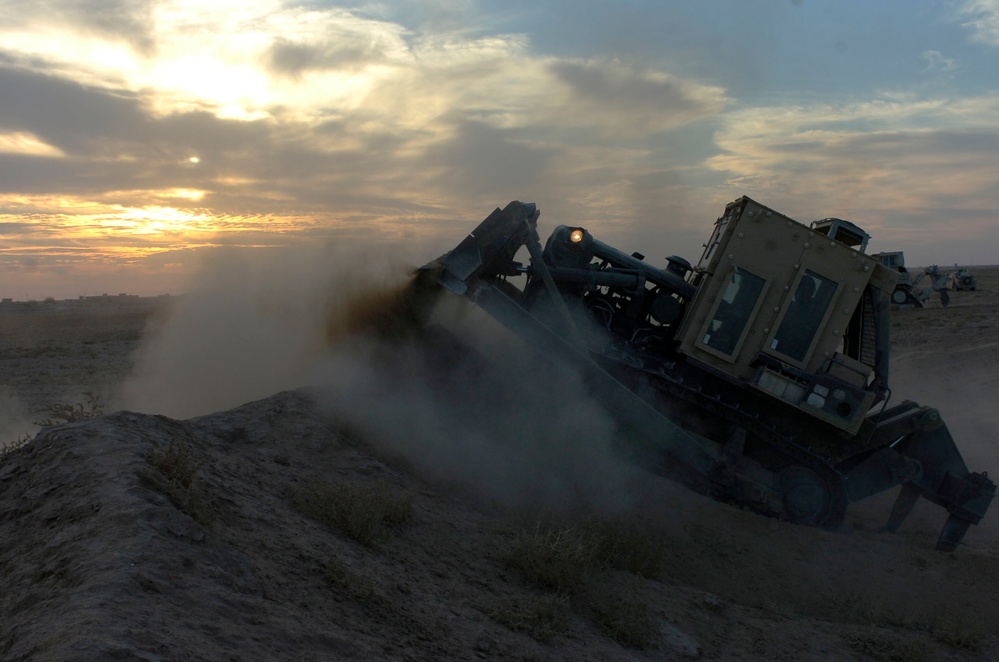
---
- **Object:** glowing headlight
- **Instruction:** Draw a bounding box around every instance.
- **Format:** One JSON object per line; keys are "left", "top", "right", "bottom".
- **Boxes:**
{"left": 570, "top": 228, "right": 584, "bottom": 243}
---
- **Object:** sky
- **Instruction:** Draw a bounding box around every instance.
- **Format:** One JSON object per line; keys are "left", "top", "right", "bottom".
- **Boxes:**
{"left": 2, "top": 0, "right": 999, "bottom": 300}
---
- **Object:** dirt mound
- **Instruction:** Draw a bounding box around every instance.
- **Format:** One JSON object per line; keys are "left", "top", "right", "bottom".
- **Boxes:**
{"left": 2, "top": 385, "right": 998, "bottom": 661}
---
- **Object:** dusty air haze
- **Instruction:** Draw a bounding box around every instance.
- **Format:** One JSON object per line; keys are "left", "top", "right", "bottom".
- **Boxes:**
{"left": 3, "top": 2, "right": 999, "bottom": 660}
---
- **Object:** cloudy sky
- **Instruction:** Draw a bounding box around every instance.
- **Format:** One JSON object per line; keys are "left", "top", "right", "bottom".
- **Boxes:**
{"left": 2, "top": 0, "right": 999, "bottom": 300}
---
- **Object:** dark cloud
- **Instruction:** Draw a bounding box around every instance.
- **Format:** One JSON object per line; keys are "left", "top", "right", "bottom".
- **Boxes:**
{"left": 0, "top": 214, "right": 64, "bottom": 238}
{"left": 551, "top": 61, "right": 699, "bottom": 115}
{"left": 267, "top": 38, "right": 387, "bottom": 77}
{"left": 0, "top": 223, "right": 34, "bottom": 235}
{"left": 816, "top": 129, "right": 999, "bottom": 162}
{"left": 421, "top": 119, "right": 555, "bottom": 201}
{"left": 0, "top": 67, "right": 147, "bottom": 152}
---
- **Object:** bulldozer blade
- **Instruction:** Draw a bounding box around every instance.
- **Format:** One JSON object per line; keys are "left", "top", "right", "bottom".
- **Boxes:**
{"left": 936, "top": 514, "right": 972, "bottom": 553}
{"left": 436, "top": 201, "right": 538, "bottom": 295}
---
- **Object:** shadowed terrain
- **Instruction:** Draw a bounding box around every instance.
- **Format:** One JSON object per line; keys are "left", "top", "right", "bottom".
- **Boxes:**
{"left": 2, "top": 270, "right": 998, "bottom": 661}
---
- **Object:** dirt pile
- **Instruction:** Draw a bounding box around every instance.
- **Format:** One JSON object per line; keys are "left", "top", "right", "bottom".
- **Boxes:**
{"left": 2, "top": 382, "right": 998, "bottom": 661}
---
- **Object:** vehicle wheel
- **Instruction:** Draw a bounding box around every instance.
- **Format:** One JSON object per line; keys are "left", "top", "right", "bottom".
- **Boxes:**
{"left": 779, "top": 465, "right": 844, "bottom": 529}
{"left": 891, "top": 288, "right": 909, "bottom": 305}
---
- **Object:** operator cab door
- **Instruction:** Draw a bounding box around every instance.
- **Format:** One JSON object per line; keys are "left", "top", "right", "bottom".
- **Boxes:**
{"left": 764, "top": 269, "right": 840, "bottom": 369}
{"left": 696, "top": 267, "right": 771, "bottom": 363}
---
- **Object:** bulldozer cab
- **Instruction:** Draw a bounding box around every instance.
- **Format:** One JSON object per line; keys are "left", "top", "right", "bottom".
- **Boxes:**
{"left": 676, "top": 197, "right": 897, "bottom": 433}
{"left": 876, "top": 251, "right": 906, "bottom": 270}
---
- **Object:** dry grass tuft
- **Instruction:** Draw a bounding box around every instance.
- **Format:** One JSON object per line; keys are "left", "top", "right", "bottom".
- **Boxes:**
{"left": 501, "top": 516, "right": 666, "bottom": 648}
{"left": 295, "top": 480, "right": 414, "bottom": 547}
{"left": 505, "top": 516, "right": 665, "bottom": 595}
{"left": 1, "top": 435, "right": 33, "bottom": 461}
{"left": 586, "top": 580, "right": 659, "bottom": 649}
{"left": 505, "top": 523, "right": 602, "bottom": 594}
{"left": 488, "top": 593, "right": 571, "bottom": 644}
{"left": 33, "top": 392, "right": 105, "bottom": 427}
{"left": 323, "top": 557, "right": 382, "bottom": 603}
{"left": 146, "top": 438, "right": 218, "bottom": 526}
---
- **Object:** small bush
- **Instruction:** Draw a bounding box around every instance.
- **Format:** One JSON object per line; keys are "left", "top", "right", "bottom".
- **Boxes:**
{"left": 149, "top": 438, "right": 201, "bottom": 488}
{"left": 34, "top": 392, "right": 105, "bottom": 427}
{"left": 590, "top": 519, "right": 665, "bottom": 580}
{"left": 146, "top": 439, "right": 217, "bottom": 526}
{"left": 503, "top": 516, "right": 666, "bottom": 650}
{"left": 323, "top": 557, "right": 381, "bottom": 602}
{"left": 1, "top": 434, "right": 33, "bottom": 460}
{"left": 588, "top": 586, "right": 659, "bottom": 649}
{"left": 932, "top": 613, "right": 986, "bottom": 651}
{"left": 505, "top": 524, "right": 602, "bottom": 595}
{"left": 489, "top": 593, "right": 571, "bottom": 644}
{"left": 505, "top": 517, "right": 665, "bottom": 594}
{"left": 295, "top": 480, "right": 414, "bottom": 547}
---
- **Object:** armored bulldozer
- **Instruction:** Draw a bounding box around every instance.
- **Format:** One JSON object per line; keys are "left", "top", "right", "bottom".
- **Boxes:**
{"left": 403, "top": 197, "right": 994, "bottom": 551}
{"left": 874, "top": 251, "right": 951, "bottom": 307}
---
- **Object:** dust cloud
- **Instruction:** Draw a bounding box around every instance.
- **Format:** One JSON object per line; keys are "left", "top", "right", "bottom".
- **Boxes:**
{"left": 117, "top": 242, "right": 416, "bottom": 419}
{"left": 117, "top": 240, "right": 646, "bottom": 512}
{"left": 0, "top": 389, "right": 31, "bottom": 445}
{"left": 887, "top": 347, "right": 999, "bottom": 544}
{"left": 311, "top": 304, "right": 649, "bottom": 513}
{"left": 889, "top": 343, "right": 998, "bottom": 467}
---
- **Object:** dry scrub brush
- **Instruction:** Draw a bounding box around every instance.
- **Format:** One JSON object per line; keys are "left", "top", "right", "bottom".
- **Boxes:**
{"left": 822, "top": 588, "right": 987, "bottom": 653}
{"left": 145, "top": 438, "right": 219, "bottom": 526}
{"left": 294, "top": 479, "right": 414, "bottom": 548}
{"left": 3, "top": 393, "right": 106, "bottom": 460}
{"left": 33, "top": 392, "right": 105, "bottom": 427}
{"left": 500, "top": 516, "right": 666, "bottom": 649}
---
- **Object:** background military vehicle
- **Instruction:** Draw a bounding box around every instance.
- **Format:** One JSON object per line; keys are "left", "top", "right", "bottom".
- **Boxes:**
{"left": 948, "top": 267, "right": 978, "bottom": 292}
{"left": 402, "top": 197, "right": 994, "bottom": 551}
{"left": 874, "top": 251, "right": 952, "bottom": 307}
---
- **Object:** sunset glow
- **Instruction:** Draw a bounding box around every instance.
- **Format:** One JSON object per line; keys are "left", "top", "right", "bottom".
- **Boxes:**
{"left": 2, "top": 1, "right": 999, "bottom": 300}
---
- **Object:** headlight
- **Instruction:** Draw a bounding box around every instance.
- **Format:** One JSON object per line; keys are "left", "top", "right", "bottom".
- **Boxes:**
{"left": 570, "top": 228, "right": 584, "bottom": 243}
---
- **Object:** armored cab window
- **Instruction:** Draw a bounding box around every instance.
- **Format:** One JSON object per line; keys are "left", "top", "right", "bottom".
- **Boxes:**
{"left": 701, "top": 267, "right": 765, "bottom": 356}
{"left": 771, "top": 271, "right": 837, "bottom": 362}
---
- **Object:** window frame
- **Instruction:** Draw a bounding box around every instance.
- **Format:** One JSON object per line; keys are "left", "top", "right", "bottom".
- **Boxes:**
{"left": 765, "top": 269, "right": 841, "bottom": 367}
{"left": 696, "top": 266, "right": 770, "bottom": 363}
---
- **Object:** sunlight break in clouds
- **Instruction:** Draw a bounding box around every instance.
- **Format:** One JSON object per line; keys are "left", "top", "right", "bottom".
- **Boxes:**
{"left": 0, "top": 132, "right": 66, "bottom": 157}
{"left": 0, "top": 0, "right": 414, "bottom": 121}
{"left": 0, "top": 0, "right": 729, "bottom": 301}
{"left": 0, "top": 1, "right": 725, "bottom": 137}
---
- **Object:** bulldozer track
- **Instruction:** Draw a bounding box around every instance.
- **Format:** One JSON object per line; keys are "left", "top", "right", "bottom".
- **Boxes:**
{"left": 608, "top": 354, "right": 849, "bottom": 530}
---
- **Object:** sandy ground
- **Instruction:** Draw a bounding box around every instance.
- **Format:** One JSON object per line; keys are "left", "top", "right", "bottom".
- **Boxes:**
{"left": 1, "top": 269, "right": 998, "bottom": 661}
